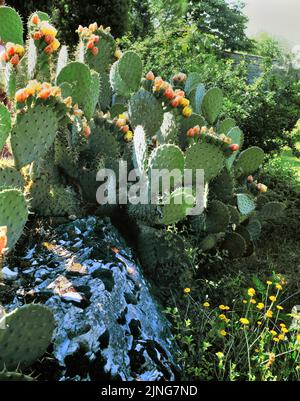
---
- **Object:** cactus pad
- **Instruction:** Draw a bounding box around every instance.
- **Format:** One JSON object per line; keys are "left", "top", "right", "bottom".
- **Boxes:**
{"left": 234, "top": 147, "right": 265, "bottom": 177}
{"left": 110, "top": 51, "right": 143, "bottom": 97}
{"left": 0, "top": 188, "right": 28, "bottom": 250}
{"left": 85, "top": 30, "right": 116, "bottom": 74}
{"left": 185, "top": 142, "right": 225, "bottom": 182}
{"left": 184, "top": 72, "right": 202, "bottom": 95}
{"left": 0, "top": 6, "right": 23, "bottom": 44}
{"left": 237, "top": 193, "right": 256, "bottom": 216}
{"left": 227, "top": 205, "right": 240, "bottom": 226}
{"left": 190, "top": 84, "right": 206, "bottom": 115}
{"left": 0, "top": 305, "right": 55, "bottom": 370}
{"left": 148, "top": 144, "right": 184, "bottom": 175}
{"left": 217, "top": 118, "right": 236, "bottom": 135}
{"left": 222, "top": 232, "right": 246, "bottom": 258}
{"left": 201, "top": 87, "right": 223, "bottom": 125}
{"left": 225, "top": 127, "right": 244, "bottom": 169}
{"left": 247, "top": 219, "right": 262, "bottom": 241}
{"left": 210, "top": 168, "right": 234, "bottom": 203}
{"left": 128, "top": 89, "right": 164, "bottom": 137}
{"left": 258, "top": 201, "right": 285, "bottom": 221}
{"left": 0, "top": 160, "right": 24, "bottom": 189}
{"left": 0, "top": 103, "right": 11, "bottom": 150}
{"left": 158, "top": 187, "right": 194, "bottom": 225}
{"left": 206, "top": 200, "right": 230, "bottom": 233}
{"left": 11, "top": 104, "right": 59, "bottom": 169}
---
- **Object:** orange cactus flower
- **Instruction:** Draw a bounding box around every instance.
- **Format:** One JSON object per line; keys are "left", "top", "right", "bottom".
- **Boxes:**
{"left": 15, "top": 89, "right": 29, "bottom": 103}
{"left": 0, "top": 226, "right": 7, "bottom": 256}
{"left": 31, "top": 14, "right": 40, "bottom": 25}
{"left": 146, "top": 71, "right": 155, "bottom": 81}
{"left": 7, "top": 46, "right": 15, "bottom": 57}
{"left": 91, "top": 46, "right": 99, "bottom": 56}
{"left": 38, "top": 88, "right": 52, "bottom": 100}
{"left": 44, "top": 45, "right": 53, "bottom": 55}
{"left": 10, "top": 54, "right": 20, "bottom": 66}
{"left": 33, "top": 31, "right": 42, "bottom": 40}
{"left": 120, "top": 125, "right": 129, "bottom": 133}
{"left": 164, "top": 87, "right": 175, "bottom": 100}
{"left": 87, "top": 41, "right": 94, "bottom": 50}
{"left": 44, "top": 34, "right": 54, "bottom": 44}
{"left": 83, "top": 125, "right": 91, "bottom": 138}
{"left": 171, "top": 96, "right": 181, "bottom": 107}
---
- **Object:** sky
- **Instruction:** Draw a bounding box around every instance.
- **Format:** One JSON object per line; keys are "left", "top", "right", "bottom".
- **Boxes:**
{"left": 244, "top": 0, "right": 300, "bottom": 49}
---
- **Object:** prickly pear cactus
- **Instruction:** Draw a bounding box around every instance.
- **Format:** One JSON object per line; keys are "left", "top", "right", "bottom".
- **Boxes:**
{"left": 0, "top": 304, "right": 55, "bottom": 370}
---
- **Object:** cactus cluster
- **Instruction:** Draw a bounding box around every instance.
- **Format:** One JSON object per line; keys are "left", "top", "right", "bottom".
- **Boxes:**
{"left": 0, "top": 5, "right": 285, "bottom": 266}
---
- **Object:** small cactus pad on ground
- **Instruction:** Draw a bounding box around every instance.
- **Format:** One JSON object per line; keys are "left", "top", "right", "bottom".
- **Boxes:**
{"left": 0, "top": 304, "right": 55, "bottom": 370}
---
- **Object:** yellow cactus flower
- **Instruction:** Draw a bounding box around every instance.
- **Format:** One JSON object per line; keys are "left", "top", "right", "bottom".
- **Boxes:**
{"left": 182, "top": 106, "right": 192, "bottom": 118}
{"left": 15, "top": 44, "right": 25, "bottom": 56}
{"left": 180, "top": 98, "right": 190, "bottom": 107}
{"left": 124, "top": 131, "right": 133, "bottom": 142}
{"left": 240, "top": 318, "right": 250, "bottom": 325}
{"left": 265, "top": 310, "right": 273, "bottom": 319}
{"left": 247, "top": 288, "right": 255, "bottom": 297}
{"left": 40, "top": 21, "right": 57, "bottom": 37}
{"left": 203, "top": 302, "right": 210, "bottom": 308}
{"left": 256, "top": 302, "right": 265, "bottom": 310}
{"left": 51, "top": 38, "right": 60, "bottom": 51}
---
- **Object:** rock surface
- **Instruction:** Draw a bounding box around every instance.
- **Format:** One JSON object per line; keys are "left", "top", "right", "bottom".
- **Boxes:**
{"left": 3, "top": 217, "right": 179, "bottom": 381}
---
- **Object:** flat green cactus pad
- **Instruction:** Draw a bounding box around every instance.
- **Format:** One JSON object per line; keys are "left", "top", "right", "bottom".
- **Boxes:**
{"left": 158, "top": 188, "right": 195, "bottom": 225}
{"left": 222, "top": 232, "right": 246, "bottom": 258}
{"left": 184, "top": 72, "right": 202, "bottom": 95}
{"left": 0, "top": 305, "right": 55, "bottom": 370}
{"left": 247, "top": 219, "right": 262, "bottom": 241}
{"left": 190, "top": 84, "right": 206, "bottom": 115}
{"left": 0, "top": 6, "right": 23, "bottom": 44}
{"left": 0, "top": 104, "right": 11, "bottom": 150}
{"left": 225, "top": 127, "right": 244, "bottom": 169}
{"left": 201, "top": 87, "right": 223, "bottom": 125}
{"left": 200, "top": 233, "right": 220, "bottom": 251}
{"left": 185, "top": 142, "right": 225, "bottom": 182}
{"left": 234, "top": 146, "right": 265, "bottom": 177}
{"left": 217, "top": 118, "right": 236, "bottom": 135}
{"left": 110, "top": 51, "right": 143, "bottom": 98}
{"left": 0, "top": 188, "right": 28, "bottom": 251}
{"left": 128, "top": 89, "right": 164, "bottom": 137}
{"left": 206, "top": 200, "right": 230, "bottom": 233}
{"left": 148, "top": 144, "right": 184, "bottom": 175}
{"left": 57, "top": 62, "right": 100, "bottom": 119}
{"left": 11, "top": 104, "right": 59, "bottom": 169}
{"left": 0, "top": 161, "right": 24, "bottom": 189}
{"left": 85, "top": 30, "right": 116, "bottom": 74}
{"left": 258, "top": 201, "right": 285, "bottom": 221}
{"left": 237, "top": 193, "right": 256, "bottom": 216}
{"left": 227, "top": 205, "right": 240, "bottom": 226}
{"left": 210, "top": 168, "right": 234, "bottom": 203}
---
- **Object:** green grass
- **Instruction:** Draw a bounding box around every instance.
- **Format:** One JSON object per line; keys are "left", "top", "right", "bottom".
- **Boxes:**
{"left": 277, "top": 147, "right": 300, "bottom": 180}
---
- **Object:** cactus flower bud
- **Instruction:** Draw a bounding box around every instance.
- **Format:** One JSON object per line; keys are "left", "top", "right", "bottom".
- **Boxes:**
{"left": 33, "top": 31, "right": 42, "bottom": 40}
{"left": 91, "top": 46, "right": 99, "bottom": 56}
{"left": 116, "top": 118, "right": 127, "bottom": 128}
{"left": 146, "top": 71, "right": 155, "bottom": 81}
{"left": 121, "top": 125, "right": 129, "bottom": 133}
{"left": 44, "top": 34, "right": 54, "bottom": 44}
{"left": 247, "top": 175, "right": 254, "bottom": 183}
{"left": 0, "top": 226, "right": 8, "bottom": 256}
{"left": 7, "top": 46, "right": 15, "bottom": 57}
{"left": 114, "top": 49, "right": 122, "bottom": 59}
{"left": 15, "top": 89, "right": 29, "bottom": 103}
{"left": 124, "top": 131, "right": 133, "bottom": 142}
{"left": 10, "top": 54, "right": 20, "bottom": 66}
{"left": 38, "top": 88, "right": 52, "bottom": 100}
{"left": 31, "top": 14, "right": 40, "bottom": 25}
{"left": 257, "top": 183, "right": 268, "bottom": 193}
{"left": 171, "top": 97, "right": 180, "bottom": 107}
{"left": 64, "top": 96, "right": 72, "bottom": 108}
{"left": 229, "top": 144, "right": 239, "bottom": 152}
{"left": 180, "top": 97, "right": 190, "bottom": 107}
{"left": 182, "top": 106, "right": 193, "bottom": 118}
{"left": 187, "top": 128, "right": 194, "bottom": 138}
{"left": 83, "top": 125, "right": 91, "bottom": 138}
{"left": 164, "top": 87, "right": 175, "bottom": 100}
{"left": 44, "top": 45, "right": 53, "bottom": 55}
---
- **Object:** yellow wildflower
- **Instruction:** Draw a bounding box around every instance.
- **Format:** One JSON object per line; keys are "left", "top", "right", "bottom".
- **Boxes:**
{"left": 265, "top": 310, "right": 273, "bottom": 319}
{"left": 216, "top": 352, "right": 224, "bottom": 359}
{"left": 278, "top": 334, "right": 285, "bottom": 341}
{"left": 281, "top": 327, "right": 288, "bottom": 334}
{"left": 184, "top": 287, "right": 191, "bottom": 294}
{"left": 240, "top": 318, "right": 250, "bottom": 325}
{"left": 250, "top": 299, "right": 256, "bottom": 304}
{"left": 276, "top": 284, "right": 283, "bottom": 291}
{"left": 219, "top": 305, "right": 230, "bottom": 311}
{"left": 219, "top": 314, "right": 226, "bottom": 320}
{"left": 219, "top": 330, "right": 227, "bottom": 337}
{"left": 297, "top": 334, "right": 300, "bottom": 343}
{"left": 276, "top": 305, "right": 283, "bottom": 311}
{"left": 273, "top": 337, "right": 279, "bottom": 343}
{"left": 203, "top": 302, "right": 210, "bottom": 308}
{"left": 266, "top": 281, "right": 272, "bottom": 285}
{"left": 257, "top": 321, "right": 262, "bottom": 326}
{"left": 256, "top": 302, "right": 265, "bottom": 310}
{"left": 280, "top": 323, "right": 286, "bottom": 328}
{"left": 242, "top": 299, "right": 247, "bottom": 304}
{"left": 270, "top": 330, "right": 277, "bottom": 336}
{"left": 269, "top": 295, "right": 277, "bottom": 302}
{"left": 247, "top": 288, "right": 255, "bottom": 297}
